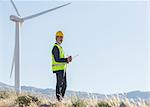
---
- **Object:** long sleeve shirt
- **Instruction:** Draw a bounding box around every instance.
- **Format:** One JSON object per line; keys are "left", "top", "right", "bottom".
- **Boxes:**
{"left": 52, "top": 43, "right": 68, "bottom": 63}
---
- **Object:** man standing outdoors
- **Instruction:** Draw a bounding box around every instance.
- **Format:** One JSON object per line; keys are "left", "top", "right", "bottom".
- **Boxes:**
{"left": 52, "top": 31, "right": 72, "bottom": 102}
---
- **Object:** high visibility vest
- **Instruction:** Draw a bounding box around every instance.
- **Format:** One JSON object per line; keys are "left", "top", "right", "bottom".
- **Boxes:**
{"left": 52, "top": 44, "right": 66, "bottom": 72}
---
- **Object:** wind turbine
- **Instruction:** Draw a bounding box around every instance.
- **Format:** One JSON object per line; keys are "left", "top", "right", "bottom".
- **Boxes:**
{"left": 9, "top": 0, "right": 71, "bottom": 94}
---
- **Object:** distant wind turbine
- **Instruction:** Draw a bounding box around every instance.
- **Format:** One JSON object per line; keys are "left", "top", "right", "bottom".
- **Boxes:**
{"left": 9, "top": 0, "right": 71, "bottom": 94}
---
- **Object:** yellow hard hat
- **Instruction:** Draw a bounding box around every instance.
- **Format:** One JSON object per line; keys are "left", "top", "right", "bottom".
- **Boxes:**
{"left": 56, "top": 31, "right": 64, "bottom": 37}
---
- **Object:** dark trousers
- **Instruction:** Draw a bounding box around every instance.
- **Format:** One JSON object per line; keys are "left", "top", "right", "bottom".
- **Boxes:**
{"left": 55, "top": 70, "right": 67, "bottom": 101}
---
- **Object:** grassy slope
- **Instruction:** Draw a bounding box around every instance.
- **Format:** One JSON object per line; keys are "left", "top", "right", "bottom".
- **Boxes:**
{"left": 0, "top": 91, "right": 150, "bottom": 107}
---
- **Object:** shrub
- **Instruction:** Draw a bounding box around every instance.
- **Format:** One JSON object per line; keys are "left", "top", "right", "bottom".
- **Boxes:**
{"left": 0, "top": 91, "right": 9, "bottom": 99}
{"left": 28, "top": 95, "right": 41, "bottom": 105}
{"left": 72, "top": 99, "right": 86, "bottom": 107}
{"left": 16, "top": 95, "right": 32, "bottom": 107}
{"left": 96, "top": 102, "right": 111, "bottom": 107}
{"left": 16, "top": 94, "right": 41, "bottom": 107}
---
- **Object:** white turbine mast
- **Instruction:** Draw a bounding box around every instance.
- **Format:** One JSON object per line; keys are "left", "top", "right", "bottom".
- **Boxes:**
{"left": 9, "top": 0, "right": 71, "bottom": 94}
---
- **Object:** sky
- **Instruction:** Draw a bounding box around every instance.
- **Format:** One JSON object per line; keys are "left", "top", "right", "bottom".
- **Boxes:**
{"left": 0, "top": 0, "right": 149, "bottom": 94}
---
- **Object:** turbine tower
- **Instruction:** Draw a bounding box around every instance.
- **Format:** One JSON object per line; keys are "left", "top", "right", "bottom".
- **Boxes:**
{"left": 9, "top": 0, "right": 71, "bottom": 94}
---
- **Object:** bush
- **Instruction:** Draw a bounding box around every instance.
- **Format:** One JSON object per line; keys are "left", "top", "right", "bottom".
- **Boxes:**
{"left": 0, "top": 91, "right": 9, "bottom": 99}
{"left": 28, "top": 95, "right": 41, "bottom": 105}
{"left": 72, "top": 100, "right": 86, "bottom": 107}
{"left": 16, "top": 95, "right": 32, "bottom": 107}
{"left": 16, "top": 95, "right": 41, "bottom": 107}
{"left": 96, "top": 102, "right": 111, "bottom": 107}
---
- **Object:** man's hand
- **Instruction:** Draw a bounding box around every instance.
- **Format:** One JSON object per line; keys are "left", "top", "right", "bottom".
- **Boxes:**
{"left": 67, "top": 56, "right": 72, "bottom": 63}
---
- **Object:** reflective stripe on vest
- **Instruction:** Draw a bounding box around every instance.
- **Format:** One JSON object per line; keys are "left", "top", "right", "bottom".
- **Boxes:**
{"left": 52, "top": 44, "right": 66, "bottom": 72}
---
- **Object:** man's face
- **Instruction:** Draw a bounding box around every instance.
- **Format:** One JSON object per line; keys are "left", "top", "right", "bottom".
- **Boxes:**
{"left": 56, "top": 36, "right": 63, "bottom": 44}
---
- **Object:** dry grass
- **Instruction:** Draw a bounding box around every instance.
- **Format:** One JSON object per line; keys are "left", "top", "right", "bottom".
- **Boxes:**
{"left": 0, "top": 91, "right": 149, "bottom": 107}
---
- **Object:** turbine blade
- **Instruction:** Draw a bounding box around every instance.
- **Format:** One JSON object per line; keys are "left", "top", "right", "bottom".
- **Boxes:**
{"left": 10, "top": 0, "right": 21, "bottom": 16}
{"left": 23, "top": 2, "right": 71, "bottom": 21}
{"left": 10, "top": 47, "right": 15, "bottom": 78}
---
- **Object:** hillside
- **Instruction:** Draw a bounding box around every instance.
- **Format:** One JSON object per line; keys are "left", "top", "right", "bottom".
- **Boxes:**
{"left": 0, "top": 82, "right": 150, "bottom": 101}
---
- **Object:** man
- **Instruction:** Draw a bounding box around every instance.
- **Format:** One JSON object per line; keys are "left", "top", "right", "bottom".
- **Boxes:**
{"left": 52, "top": 31, "right": 72, "bottom": 102}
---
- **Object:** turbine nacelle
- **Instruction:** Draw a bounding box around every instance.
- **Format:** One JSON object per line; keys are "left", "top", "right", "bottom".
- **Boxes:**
{"left": 10, "top": 15, "right": 23, "bottom": 22}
